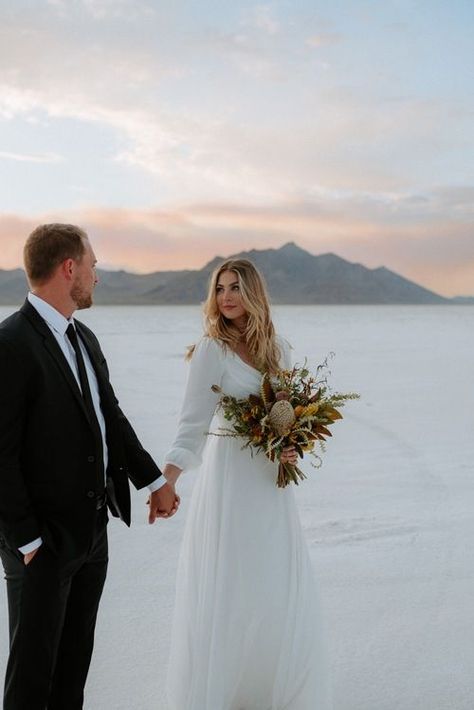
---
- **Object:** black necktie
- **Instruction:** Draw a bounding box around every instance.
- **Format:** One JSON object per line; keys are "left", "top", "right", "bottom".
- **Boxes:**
{"left": 66, "top": 324, "right": 104, "bottom": 454}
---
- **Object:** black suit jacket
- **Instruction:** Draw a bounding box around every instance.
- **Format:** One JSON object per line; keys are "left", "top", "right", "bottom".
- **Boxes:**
{"left": 0, "top": 300, "right": 162, "bottom": 560}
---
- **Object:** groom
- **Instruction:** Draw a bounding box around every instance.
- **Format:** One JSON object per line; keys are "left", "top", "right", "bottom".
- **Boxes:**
{"left": 0, "top": 223, "right": 177, "bottom": 709}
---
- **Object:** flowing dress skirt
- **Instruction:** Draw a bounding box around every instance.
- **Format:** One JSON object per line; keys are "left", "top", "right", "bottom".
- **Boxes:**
{"left": 166, "top": 419, "right": 331, "bottom": 710}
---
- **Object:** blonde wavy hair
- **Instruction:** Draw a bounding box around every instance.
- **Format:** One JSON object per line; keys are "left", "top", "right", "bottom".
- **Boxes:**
{"left": 189, "top": 258, "right": 281, "bottom": 373}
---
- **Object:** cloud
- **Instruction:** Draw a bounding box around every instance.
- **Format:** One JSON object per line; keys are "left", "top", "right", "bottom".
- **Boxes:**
{"left": 1, "top": 5, "right": 472, "bottom": 207}
{"left": 198, "top": 26, "right": 287, "bottom": 81}
{"left": 46, "top": 0, "right": 154, "bottom": 20}
{"left": 0, "top": 214, "right": 36, "bottom": 266}
{"left": 245, "top": 5, "right": 280, "bottom": 36}
{"left": 306, "top": 33, "right": 342, "bottom": 48}
{"left": 0, "top": 0, "right": 472, "bottom": 300}
{"left": 80, "top": 0, "right": 149, "bottom": 19}
{"left": 1, "top": 186, "right": 472, "bottom": 296}
{"left": 0, "top": 150, "right": 63, "bottom": 163}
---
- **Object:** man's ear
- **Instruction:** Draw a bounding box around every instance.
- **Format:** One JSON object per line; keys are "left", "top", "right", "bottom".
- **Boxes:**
{"left": 61, "top": 258, "right": 76, "bottom": 282}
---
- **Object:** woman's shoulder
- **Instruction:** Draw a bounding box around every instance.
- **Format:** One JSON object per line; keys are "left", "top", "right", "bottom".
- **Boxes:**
{"left": 275, "top": 333, "right": 292, "bottom": 347}
{"left": 275, "top": 334, "right": 293, "bottom": 368}
{"left": 190, "top": 335, "right": 226, "bottom": 360}
{"left": 275, "top": 333, "right": 292, "bottom": 353}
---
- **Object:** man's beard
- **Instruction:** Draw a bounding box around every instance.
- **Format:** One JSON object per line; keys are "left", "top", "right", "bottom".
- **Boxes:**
{"left": 71, "top": 278, "right": 93, "bottom": 310}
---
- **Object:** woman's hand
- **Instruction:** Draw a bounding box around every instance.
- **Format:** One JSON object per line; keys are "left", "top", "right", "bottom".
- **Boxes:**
{"left": 147, "top": 464, "right": 182, "bottom": 523}
{"left": 148, "top": 483, "right": 180, "bottom": 523}
{"left": 163, "top": 463, "right": 182, "bottom": 487}
{"left": 279, "top": 445, "right": 297, "bottom": 465}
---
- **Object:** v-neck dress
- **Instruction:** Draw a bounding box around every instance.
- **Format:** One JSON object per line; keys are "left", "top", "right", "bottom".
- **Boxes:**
{"left": 164, "top": 336, "right": 331, "bottom": 710}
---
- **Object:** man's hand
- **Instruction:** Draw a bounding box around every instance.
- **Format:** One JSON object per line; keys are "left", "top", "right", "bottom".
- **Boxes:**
{"left": 24, "top": 547, "right": 40, "bottom": 565}
{"left": 148, "top": 482, "right": 180, "bottom": 524}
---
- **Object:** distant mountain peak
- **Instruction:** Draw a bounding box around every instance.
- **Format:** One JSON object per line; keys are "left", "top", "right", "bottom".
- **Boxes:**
{"left": 278, "top": 242, "right": 310, "bottom": 256}
{"left": 0, "top": 241, "right": 448, "bottom": 305}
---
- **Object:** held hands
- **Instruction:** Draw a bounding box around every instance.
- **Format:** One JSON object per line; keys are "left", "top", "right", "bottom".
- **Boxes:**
{"left": 148, "top": 482, "right": 180, "bottom": 524}
{"left": 147, "top": 464, "right": 183, "bottom": 523}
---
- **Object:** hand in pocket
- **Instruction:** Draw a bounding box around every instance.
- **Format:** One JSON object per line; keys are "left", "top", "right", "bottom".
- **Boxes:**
{"left": 24, "top": 546, "right": 41, "bottom": 565}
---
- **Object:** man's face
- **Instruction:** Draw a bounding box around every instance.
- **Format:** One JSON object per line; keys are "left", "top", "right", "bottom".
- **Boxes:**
{"left": 70, "top": 238, "right": 98, "bottom": 310}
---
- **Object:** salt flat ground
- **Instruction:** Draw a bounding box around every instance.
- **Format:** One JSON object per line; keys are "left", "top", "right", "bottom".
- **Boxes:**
{"left": 1, "top": 305, "right": 473, "bottom": 710}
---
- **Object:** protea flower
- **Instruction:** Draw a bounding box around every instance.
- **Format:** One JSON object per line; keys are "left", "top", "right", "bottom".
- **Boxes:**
{"left": 268, "top": 391, "right": 296, "bottom": 436}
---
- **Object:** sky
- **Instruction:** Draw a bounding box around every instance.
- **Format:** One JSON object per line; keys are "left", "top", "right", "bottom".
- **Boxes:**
{"left": 0, "top": 0, "right": 473, "bottom": 296}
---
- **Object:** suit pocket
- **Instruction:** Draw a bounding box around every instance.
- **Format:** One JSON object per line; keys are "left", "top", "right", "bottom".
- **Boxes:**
{"left": 24, "top": 545, "right": 44, "bottom": 568}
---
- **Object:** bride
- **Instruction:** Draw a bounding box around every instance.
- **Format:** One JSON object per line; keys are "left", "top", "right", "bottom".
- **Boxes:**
{"left": 162, "top": 259, "right": 331, "bottom": 710}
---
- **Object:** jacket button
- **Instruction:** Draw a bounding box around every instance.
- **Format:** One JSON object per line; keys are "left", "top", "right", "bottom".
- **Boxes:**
{"left": 87, "top": 456, "right": 95, "bottom": 463}
{"left": 87, "top": 491, "right": 95, "bottom": 498}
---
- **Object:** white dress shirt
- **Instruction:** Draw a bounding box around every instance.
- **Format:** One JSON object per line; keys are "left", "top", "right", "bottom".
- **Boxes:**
{"left": 20, "top": 293, "right": 165, "bottom": 554}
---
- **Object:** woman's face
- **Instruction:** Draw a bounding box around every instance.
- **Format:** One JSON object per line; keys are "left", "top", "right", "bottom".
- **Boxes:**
{"left": 216, "top": 270, "right": 247, "bottom": 321}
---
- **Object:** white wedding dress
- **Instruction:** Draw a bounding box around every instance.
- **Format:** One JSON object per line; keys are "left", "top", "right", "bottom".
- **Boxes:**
{"left": 165, "top": 337, "right": 331, "bottom": 710}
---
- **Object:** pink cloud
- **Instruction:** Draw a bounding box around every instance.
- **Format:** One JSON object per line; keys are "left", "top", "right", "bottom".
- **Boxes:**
{"left": 0, "top": 203, "right": 472, "bottom": 297}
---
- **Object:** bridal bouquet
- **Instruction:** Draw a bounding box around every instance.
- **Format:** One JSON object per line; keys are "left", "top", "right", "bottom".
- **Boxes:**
{"left": 210, "top": 357, "right": 359, "bottom": 488}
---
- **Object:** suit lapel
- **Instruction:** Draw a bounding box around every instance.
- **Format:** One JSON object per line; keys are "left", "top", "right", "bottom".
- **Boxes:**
{"left": 20, "top": 300, "right": 93, "bottom": 428}
{"left": 74, "top": 321, "right": 102, "bottom": 372}
{"left": 74, "top": 321, "right": 115, "bottom": 414}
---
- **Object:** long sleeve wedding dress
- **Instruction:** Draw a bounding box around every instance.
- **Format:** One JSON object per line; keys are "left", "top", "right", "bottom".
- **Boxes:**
{"left": 165, "top": 336, "right": 331, "bottom": 710}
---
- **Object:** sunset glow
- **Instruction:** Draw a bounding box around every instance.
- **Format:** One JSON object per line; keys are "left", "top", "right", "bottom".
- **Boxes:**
{"left": 1, "top": 1, "right": 473, "bottom": 296}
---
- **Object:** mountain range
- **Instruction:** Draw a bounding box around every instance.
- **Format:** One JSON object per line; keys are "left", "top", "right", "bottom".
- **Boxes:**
{"left": 0, "top": 242, "right": 466, "bottom": 306}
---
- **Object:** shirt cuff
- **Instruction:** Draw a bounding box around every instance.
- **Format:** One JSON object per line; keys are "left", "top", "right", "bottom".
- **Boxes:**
{"left": 19, "top": 537, "right": 43, "bottom": 555}
{"left": 148, "top": 476, "right": 168, "bottom": 493}
{"left": 163, "top": 447, "right": 201, "bottom": 473}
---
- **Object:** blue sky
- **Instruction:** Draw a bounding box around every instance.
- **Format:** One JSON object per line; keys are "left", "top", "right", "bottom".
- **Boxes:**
{"left": 0, "top": 0, "right": 473, "bottom": 294}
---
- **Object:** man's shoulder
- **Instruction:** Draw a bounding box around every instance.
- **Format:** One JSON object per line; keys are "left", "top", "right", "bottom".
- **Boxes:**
{"left": 0, "top": 307, "right": 23, "bottom": 328}
{"left": 74, "top": 318, "right": 103, "bottom": 354}
{"left": 74, "top": 318, "right": 98, "bottom": 341}
{"left": 0, "top": 302, "right": 50, "bottom": 356}
{"left": 0, "top": 308, "right": 29, "bottom": 342}
{"left": 0, "top": 310, "right": 35, "bottom": 364}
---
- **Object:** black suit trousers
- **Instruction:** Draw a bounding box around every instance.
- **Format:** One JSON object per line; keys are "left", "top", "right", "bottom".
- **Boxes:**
{"left": 0, "top": 509, "right": 108, "bottom": 710}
